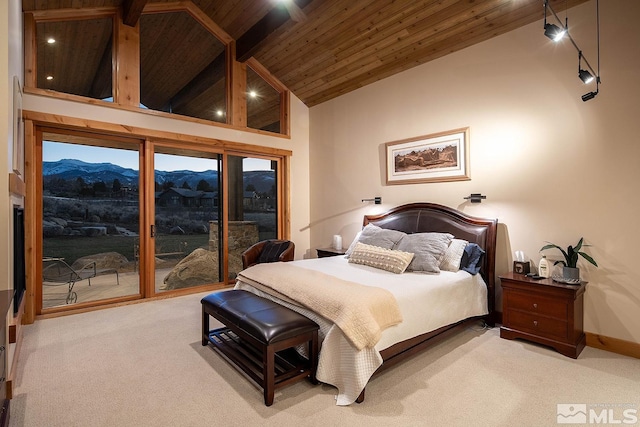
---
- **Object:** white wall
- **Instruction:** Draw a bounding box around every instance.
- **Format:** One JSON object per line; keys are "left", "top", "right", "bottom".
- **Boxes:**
{"left": 2, "top": 0, "right": 24, "bottom": 292}
{"left": 0, "top": 0, "right": 9, "bottom": 291}
{"left": 309, "top": 0, "right": 640, "bottom": 344}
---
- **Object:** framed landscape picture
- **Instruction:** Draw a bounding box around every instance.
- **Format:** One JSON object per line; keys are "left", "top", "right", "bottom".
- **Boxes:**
{"left": 385, "top": 127, "right": 470, "bottom": 185}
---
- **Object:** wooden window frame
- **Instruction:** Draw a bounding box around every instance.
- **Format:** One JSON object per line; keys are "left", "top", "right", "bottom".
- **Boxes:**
{"left": 23, "top": 4, "right": 291, "bottom": 138}
{"left": 22, "top": 110, "right": 292, "bottom": 323}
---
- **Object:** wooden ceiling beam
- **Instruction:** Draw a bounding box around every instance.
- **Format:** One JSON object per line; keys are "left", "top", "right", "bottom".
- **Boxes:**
{"left": 122, "top": 0, "right": 149, "bottom": 27}
{"left": 163, "top": 52, "right": 227, "bottom": 113}
{"left": 236, "top": 0, "right": 313, "bottom": 63}
{"left": 89, "top": 37, "right": 113, "bottom": 99}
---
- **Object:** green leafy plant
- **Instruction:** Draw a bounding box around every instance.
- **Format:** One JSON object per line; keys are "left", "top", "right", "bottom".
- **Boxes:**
{"left": 540, "top": 238, "right": 598, "bottom": 268}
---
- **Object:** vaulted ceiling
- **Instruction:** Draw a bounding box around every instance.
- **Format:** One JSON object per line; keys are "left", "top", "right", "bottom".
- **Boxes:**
{"left": 23, "top": 0, "right": 589, "bottom": 108}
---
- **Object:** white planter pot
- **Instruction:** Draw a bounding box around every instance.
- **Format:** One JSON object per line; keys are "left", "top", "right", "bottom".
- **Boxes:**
{"left": 563, "top": 266, "right": 580, "bottom": 280}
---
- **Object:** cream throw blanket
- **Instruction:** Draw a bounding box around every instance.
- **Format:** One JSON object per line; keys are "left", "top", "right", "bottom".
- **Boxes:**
{"left": 237, "top": 263, "right": 403, "bottom": 350}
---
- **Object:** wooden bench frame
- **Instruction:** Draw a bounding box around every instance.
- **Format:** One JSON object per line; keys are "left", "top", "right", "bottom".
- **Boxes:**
{"left": 202, "top": 296, "right": 319, "bottom": 406}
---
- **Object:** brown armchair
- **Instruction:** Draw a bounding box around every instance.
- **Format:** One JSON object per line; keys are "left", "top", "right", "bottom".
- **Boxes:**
{"left": 241, "top": 239, "right": 295, "bottom": 270}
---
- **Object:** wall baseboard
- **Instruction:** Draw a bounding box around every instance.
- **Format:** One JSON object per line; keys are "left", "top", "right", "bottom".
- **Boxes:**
{"left": 585, "top": 332, "right": 640, "bottom": 360}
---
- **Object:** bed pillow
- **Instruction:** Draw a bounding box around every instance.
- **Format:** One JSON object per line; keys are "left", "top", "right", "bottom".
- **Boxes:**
{"left": 345, "top": 224, "right": 406, "bottom": 257}
{"left": 439, "top": 238, "right": 469, "bottom": 272}
{"left": 460, "top": 243, "right": 485, "bottom": 275}
{"left": 394, "top": 232, "right": 453, "bottom": 274}
{"left": 348, "top": 242, "right": 414, "bottom": 274}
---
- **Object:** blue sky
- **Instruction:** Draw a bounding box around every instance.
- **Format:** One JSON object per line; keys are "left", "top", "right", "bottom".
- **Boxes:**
{"left": 43, "top": 141, "right": 271, "bottom": 172}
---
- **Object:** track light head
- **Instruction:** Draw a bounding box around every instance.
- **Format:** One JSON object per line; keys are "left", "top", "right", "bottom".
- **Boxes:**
{"left": 544, "top": 23, "right": 566, "bottom": 41}
{"left": 579, "top": 69, "right": 594, "bottom": 84}
{"left": 581, "top": 91, "right": 598, "bottom": 102}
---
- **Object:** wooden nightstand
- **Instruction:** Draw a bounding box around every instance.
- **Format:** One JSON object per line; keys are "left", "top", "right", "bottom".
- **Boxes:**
{"left": 499, "top": 272, "right": 586, "bottom": 358}
{"left": 316, "top": 247, "right": 347, "bottom": 258}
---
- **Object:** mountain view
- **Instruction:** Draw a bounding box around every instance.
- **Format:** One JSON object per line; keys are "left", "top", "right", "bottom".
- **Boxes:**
{"left": 43, "top": 159, "right": 275, "bottom": 193}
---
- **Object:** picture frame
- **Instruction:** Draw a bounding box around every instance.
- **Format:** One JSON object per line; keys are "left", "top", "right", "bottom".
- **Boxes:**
{"left": 385, "top": 127, "right": 470, "bottom": 185}
{"left": 12, "top": 75, "right": 24, "bottom": 176}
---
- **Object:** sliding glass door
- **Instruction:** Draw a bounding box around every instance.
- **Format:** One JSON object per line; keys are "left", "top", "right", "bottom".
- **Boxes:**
{"left": 226, "top": 155, "right": 278, "bottom": 280}
{"left": 41, "top": 132, "right": 142, "bottom": 310}
{"left": 153, "top": 148, "right": 223, "bottom": 293}
{"left": 36, "top": 128, "right": 287, "bottom": 314}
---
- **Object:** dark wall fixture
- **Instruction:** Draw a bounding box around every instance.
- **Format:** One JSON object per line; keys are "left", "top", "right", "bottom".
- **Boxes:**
{"left": 361, "top": 197, "right": 382, "bottom": 205}
{"left": 464, "top": 194, "right": 486, "bottom": 203}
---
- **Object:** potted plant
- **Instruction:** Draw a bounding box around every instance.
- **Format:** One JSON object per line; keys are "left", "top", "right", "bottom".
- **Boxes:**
{"left": 540, "top": 237, "right": 598, "bottom": 280}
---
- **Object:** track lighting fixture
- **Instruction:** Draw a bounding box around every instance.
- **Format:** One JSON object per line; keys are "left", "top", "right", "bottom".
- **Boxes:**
{"left": 543, "top": 0, "right": 601, "bottom": 102}
{"left": 543, "top": 1, "right": 567, "bottom": 42}
{"left": 578, "top": 69, "right": 594, "bottom": 84}
{"left": 578, "top": 52, "right": 594, "bottom": 84}
{"left": 544, "top": 23, "right": 566, "bottom": 42}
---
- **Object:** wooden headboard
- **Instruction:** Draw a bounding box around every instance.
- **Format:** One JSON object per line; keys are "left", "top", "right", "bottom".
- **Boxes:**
{"left": 363, "top": 203, "right": 498, "bottom": 321}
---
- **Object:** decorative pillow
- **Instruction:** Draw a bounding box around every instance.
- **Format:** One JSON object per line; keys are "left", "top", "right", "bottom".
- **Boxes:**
{"left": 460, "top": 243, "right": 485, "bottom": 275}
{"left": 440, "top": 238, "right": 469, "bottom": 272}
{"left": 257, "top": 241, "right": 291, "bottom": 264}
{"left": 348, "top": 242, "right": 414, "bottom": 274}
{"left": 394, "top": 232, "right": 454, "bottom": 274}
{"left": 345, "top": 224, "right": 406, "bottom": 257}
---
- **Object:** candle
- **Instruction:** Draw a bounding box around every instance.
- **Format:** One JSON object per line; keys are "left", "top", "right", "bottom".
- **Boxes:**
{"left": 332, "top": 235, "right": 342, "bottom": 250}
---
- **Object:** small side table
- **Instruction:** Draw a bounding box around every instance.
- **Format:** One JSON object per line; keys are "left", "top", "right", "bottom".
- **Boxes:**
{"left": 499, "top": 272, "right": 586, "bottom": 358}
{"left": 316, "top": 247, "right": 347, "bottom": 258}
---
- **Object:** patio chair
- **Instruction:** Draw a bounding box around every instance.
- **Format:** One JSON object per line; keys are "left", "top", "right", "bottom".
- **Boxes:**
{"left": 42, "top": 258, "right": 119, "bottom": 304}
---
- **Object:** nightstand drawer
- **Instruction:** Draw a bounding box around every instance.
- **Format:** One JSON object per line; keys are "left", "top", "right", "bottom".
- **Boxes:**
{"left": 506, "top": 310, "right": 568, "bottom": 340}
{"left": 506, "top": 290, "right": 568, "bottom": 319}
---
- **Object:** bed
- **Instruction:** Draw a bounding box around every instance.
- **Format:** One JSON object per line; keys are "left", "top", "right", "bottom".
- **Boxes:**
{"left": 234, "top": 202, "right": 497, "bottom": 405}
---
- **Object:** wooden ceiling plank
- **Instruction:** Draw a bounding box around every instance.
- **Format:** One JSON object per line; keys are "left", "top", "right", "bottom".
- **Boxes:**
{"left": 142, "top": 1, "right": 234, "bottom": 44}
{"left": 236, "top": 0, "right": 313, "bottom": 62}
{"left": 220, "top": 1, "right": 274, "bottom": 40}
{"left": 258, "top": 0, "right": 401, "bottom": 72}
{"left": 287, "top": 0, "right": 500, "bottom": 92}
{"left": 183, "top": 2, "right": 234, "bottom": 44}
{"left": 331, "top": 0, "right": 508, "bottom": 78}
{"left": 122, "top": 0, "right": 149, "bottom": 27}
{"left": 298, "top": 0, "right": 589, "bottom": 104}
{"left": 263, "top": 0, "right": 463, "bottom": 85}
{"left": 275, "top": 0, "right": 588, "bottom": 104}
{"left": 267, "top": 0, "right": 457, "bottom": 84}
{"left": 301, "top": 1, "right": 571, "bottom": 105}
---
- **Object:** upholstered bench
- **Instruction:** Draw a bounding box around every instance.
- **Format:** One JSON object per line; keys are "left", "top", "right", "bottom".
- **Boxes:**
{"left": 201, "top": 290, "right": 319, "bottom": 406}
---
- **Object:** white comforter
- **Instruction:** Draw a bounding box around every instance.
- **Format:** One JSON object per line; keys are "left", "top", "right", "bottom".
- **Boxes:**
{"left": 234, "top": 256, "right": 488, "bottom": 405}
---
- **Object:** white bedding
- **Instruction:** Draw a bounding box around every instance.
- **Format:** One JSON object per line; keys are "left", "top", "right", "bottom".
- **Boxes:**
{"left": 234, "top": 256, "right": 488, "bottom": 405}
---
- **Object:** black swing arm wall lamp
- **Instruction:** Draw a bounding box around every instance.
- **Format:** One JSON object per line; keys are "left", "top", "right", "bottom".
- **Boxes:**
{"left": 543, "top": 0, "right": 601, "bottom": 102}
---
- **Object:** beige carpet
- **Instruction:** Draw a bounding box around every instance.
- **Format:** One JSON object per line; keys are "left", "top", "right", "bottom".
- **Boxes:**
{"left": 10, "top": 292, "right": 640, "bottom": 427}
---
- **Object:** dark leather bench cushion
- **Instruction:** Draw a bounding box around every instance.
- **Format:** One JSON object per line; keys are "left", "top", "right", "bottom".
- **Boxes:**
{"left": 202, "top": 290, "right": 318, "bottom": 344}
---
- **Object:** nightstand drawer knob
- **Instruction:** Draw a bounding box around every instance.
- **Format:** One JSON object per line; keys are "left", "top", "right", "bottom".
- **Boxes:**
{"left": 533, "top": 320, "right": 538, "bottom": 327}
{"left": 533, "top": 303, "right": 538, "bottom": 309}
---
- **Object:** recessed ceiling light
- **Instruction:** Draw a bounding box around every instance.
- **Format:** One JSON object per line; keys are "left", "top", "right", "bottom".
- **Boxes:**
{"left": 249, "top": 91, "right": 257, "bottom": 98}
{"left": 216, "top": 110, "right": 224, "bottom": 117}
{"left": 47, "top": 38, "right": 56, "bottom": 44}
{"left": 46, "top": 75, "right": 54, "bottom": 81}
